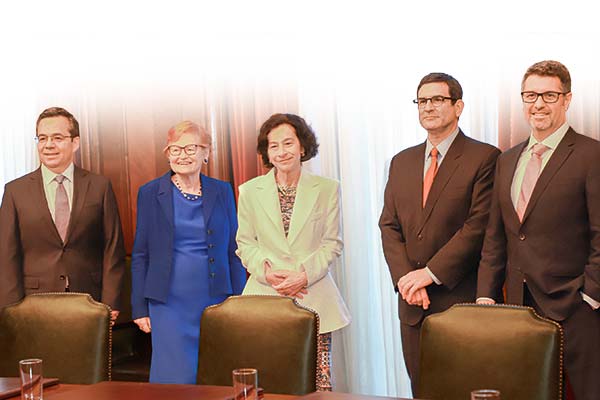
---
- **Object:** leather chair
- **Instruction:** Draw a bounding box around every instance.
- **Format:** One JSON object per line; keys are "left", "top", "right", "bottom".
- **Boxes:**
{"left": 418, "top": 303, "right": 563, "bottom": 400}
{"left": 0, "top": 293, "right": 111, "bottom": 384}
{"left": 197, "top": 295, "right": 319, "bottom": 395}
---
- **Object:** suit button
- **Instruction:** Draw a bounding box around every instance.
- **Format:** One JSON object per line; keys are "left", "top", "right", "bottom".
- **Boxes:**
{"left": 417, "top": 234, "right": 423, "bottom": 240}
{"left": 207, "top": 229, "right": 213, "bottom": 235}
{"left": 416, "top": 262, "right": 422, "bottom": 267}
{"left": 208, "top": 244, "right": 215, "bottom": 249}
{"left": 519, "top": 233, "right": 526, "bottom": 241}
{"left": 59, "top": 275, "right": 66, "bottom": 280}
{"left": 210, "top": 272, "right": 216, "bottom": 278}
{"left": 209, "top": 257, "right": 215, "bottom": 263}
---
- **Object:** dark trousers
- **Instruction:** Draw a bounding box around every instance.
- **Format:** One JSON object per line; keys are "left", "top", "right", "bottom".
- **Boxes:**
{"left": 524, "top": 285, "right": 600, "bottom": 400}
{"left": 400, "top": 321, "right": 421, "bottom": 397}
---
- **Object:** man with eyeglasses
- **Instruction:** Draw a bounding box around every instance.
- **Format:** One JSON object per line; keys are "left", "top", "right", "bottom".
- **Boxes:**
{"left": 380, "top": 72, "right": 500, "bottom": 394}
{"left": 0, "top": 107, "right": 125, "bottom": 324}
{"left": 477, "top": 60, "right": 600, "bottom": 400}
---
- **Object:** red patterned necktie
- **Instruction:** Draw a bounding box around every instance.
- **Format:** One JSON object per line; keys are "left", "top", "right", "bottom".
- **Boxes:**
{"left": 54, "top": 174, "right": 70, "bottom": 241}
{"left": 423, "top": 147, "right": 439, "bottom": 207}
{"left": 516, "top": 143, "right": 549, "bottom": 221}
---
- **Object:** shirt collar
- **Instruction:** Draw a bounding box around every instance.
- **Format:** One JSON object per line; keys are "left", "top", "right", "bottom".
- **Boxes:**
{"left": 525, "top": 123, "right": 569, "bottom": 152}
{"left": 41, "top": 163, "right": 75, "bottom": 186}
{"left": 425, "top": 127, "right": 460, "bottom": 159}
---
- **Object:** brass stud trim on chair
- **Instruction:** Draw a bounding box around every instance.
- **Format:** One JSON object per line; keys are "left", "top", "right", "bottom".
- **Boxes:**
{"left": 27, "top": 292, "right": 114, "bottom": 382}
{"left": 456, "top": 302, "right": 564, "bottom": 400}
{"left": 290, "top": 298, "right": 321, "bottom": 388}
{"left": 201, "top": 294, "right": 321, "bottom": 393}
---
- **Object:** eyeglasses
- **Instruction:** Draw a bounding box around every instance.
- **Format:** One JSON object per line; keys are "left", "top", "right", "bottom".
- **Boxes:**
{"left": 167, "top": 144, "right": 205, "bottom": 156}
{"left": 413, "top": 96, "right": 457, "bottom": 108}
{"left": 521, "top": 91, "right": 570, "bottom": 104}
{"left": 35, "top": 134, "right": 73, "bottom": 145}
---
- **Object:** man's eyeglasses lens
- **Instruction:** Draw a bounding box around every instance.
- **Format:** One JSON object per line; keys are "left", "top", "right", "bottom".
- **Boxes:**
{"left": 35, "top": 134, "right": 72, "bottom": 144}
{"left": 413, "top": 96, "right": 454, "bottom": 107}
{"left": 168, "top": 144, "right": 202, "bottom": 156}
{"left": 521, "top": 91, "right": 567, "bottom": 104}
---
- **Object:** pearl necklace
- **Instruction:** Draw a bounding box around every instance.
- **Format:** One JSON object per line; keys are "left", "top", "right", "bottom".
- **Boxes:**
{"left": 174, "top": 177, "right": 202, "bottom": 201}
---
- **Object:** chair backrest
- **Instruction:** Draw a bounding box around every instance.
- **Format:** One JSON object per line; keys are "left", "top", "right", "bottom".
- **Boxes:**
{"left": 418, "top": 303, "right": 563, "bottom": 400}
{"left": 0, "top": 293, "right": 112, "bottom": 384}
{"left": 197, "top": 295, "right": 319, "bottom": 395}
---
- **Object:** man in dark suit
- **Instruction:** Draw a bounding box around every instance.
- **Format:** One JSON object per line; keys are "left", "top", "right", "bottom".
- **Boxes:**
{"left": 0, "top": 107, "right": 125, "bottom": 322}
{"left": 477, "top": 60, "right": 600, "bottom": 400}
{"left": 379, "top": 73, "right": 500, "bottom": 393}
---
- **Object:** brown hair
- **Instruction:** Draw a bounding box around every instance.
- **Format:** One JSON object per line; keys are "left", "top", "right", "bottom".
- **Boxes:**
{"left": 36, "top": 107, "right": 80, "bottom": 137}
{"left": 257, "top": 113, "right": 319, "bottom": 168}
{"left": 521, "top": 60, "right": 571, "bottom": 92}
{"left": 417, "top": 72, "right": 463, "bottom": 103}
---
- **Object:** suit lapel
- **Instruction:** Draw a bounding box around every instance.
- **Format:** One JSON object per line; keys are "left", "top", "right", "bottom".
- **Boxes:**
{"left": 157, "top": 172, "right": 174, "bottom": 228}
{"left": 201, "top": 175, "right": 218, "bottom": 225}
{"left": 419, "top": 132, "right": 464, "bottom": 232}
{"left": 521, "top": 128, "right": 576, "bottom": 223}
{"left": 504, "top": 141, "right": 528, "bottom": 225}
{"left": 256, "top": 169, "right": 286, "bottom": 237}
{"left": 29, "top": 168, "right": 61, "bottom": 241}
{"left": 66, "top": 166, "right": 91, "bottom": 245}
{"left": 287, "top": 171, "right": 319, "bottom": 245}
{"left": 412, "top": 143, "right": 427, "bottom": 212}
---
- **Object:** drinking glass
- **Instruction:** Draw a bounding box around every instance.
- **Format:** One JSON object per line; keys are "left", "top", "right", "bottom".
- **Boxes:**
{"left": 232, "top": 368, "right": 258, "bottom": 400}
{"left": 471, "top": 389, "right": 501, "bottom": 399}
{"left": 19, "top": 359, "right": 43, "bottom": 400}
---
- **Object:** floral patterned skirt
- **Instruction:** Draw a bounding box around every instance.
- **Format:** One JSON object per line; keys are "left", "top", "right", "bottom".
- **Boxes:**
{"left": 317, "top": 333, "right": 332, "bottom": 391}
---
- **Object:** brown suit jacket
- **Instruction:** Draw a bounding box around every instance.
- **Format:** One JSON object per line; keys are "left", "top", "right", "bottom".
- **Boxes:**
{"left": 380, "top": 131, "right": 500, "bottom": 325}
{"left": 0, "top": 166, "right": 125, "bottom": 309}
{"left": 477, "top": 128, "right": 600, "bottom": 321}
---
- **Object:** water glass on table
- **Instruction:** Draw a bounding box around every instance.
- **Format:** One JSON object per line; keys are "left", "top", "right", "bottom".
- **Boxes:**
{"left": 471, "top": 389, "right": 501, "bottom": 399}
{"left": 19, "top": 359, "right": 43, "bottom": 400}
{"left": 232, "top": 368, "right": 258, "bottom": 400}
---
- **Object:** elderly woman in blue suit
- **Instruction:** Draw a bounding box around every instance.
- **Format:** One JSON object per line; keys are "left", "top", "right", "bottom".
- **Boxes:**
{"left": 131, "top": 120, "right": 246, "bottom": 384}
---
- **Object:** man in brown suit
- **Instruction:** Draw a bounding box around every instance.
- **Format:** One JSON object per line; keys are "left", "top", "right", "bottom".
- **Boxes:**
{"left": 477, "top": 60, "right": 600, "bottom": 400}
{"left": 379, "top": 73, "right": 500, "bottom": 393}
{"left": 0, "top": 107, "right": 125, "bottom": 321}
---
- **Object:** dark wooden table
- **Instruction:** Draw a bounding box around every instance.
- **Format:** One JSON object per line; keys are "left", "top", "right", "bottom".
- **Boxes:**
{"left": 5, "top": 381, "right": 413, "bottom": 400}
{"left": 299, "top": 392, "right": 412, "bottom": 400}
{"left": 43, "top": 381, "right": 298, "bottom": 400}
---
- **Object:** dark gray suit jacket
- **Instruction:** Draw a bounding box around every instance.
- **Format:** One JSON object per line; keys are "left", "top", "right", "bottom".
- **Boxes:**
{"left": 477, "top": 128, "right": 600, "bottom": 321}
{"left": 0, "top": 166, "right": 126, "bottom": 309}
{"left": 380, "top": 131, "right": 500, "bottom": 325}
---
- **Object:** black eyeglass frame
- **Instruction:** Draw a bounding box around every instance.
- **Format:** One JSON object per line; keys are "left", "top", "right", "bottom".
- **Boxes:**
{"left": 520, "top": 91, "right": 570, "bottom": 104}
{"left": 412, "top": 96, "right": 458, "bottom": 107}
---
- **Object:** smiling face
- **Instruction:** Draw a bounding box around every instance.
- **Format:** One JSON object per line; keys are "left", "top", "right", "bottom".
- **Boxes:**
{"left": 36, "top": 116, "right": 80, "bottom": 173}
{"left": 267, "top": 124, "right": 304, "bottom": 175}
{"left": 522, "top": 74, "right": 571, "bottom": 141}
{"left": 417, "top": 82, "right": 463, "bottom": 140}
{"left": 166, "top": 132, "right": 209, "bottom": 178}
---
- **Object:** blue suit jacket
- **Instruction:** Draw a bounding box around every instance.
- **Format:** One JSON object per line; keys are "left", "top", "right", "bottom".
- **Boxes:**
{"left": 131, "top": 172, "right": 246, "bottom": 319}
